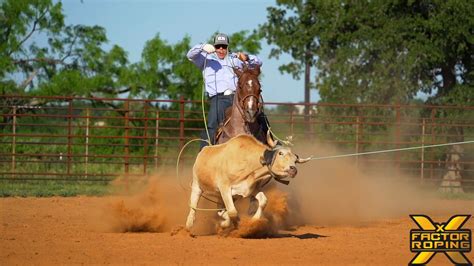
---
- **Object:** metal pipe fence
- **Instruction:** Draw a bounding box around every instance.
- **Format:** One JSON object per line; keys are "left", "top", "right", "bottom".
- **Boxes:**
{"left": 1, "top": 95, "right": 473, "bottom": 190}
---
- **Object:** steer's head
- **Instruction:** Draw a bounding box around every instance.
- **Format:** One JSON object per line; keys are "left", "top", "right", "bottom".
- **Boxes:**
{"left": 261, "top": 132, "right": 311, "bottom": 179}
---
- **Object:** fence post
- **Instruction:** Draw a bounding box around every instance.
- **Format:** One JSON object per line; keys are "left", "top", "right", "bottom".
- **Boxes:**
{"left": 421, "top": 118, "right": 425, "bottom": 180}
{"left": 85, "top": 108, "right": 90, "bottom": 177}
{"left": 67, "top": 99, "right": 73, "bottom": 175}
{"left": 143, "top": 101, "right": 148, "bottom": 175}
{"left": 290, "top": 108, "right": 294, "bottom": 137}
{"left": 179, "top": 96, "right": 185, "bottom": 150}
{"left": 12, "top": 106, "right": 16, "bottom": 178}
{"left": 155, "top": 109, "right": 159, "bottom": 169}
{"left": 124, "top": 101, "right": 130, "bottom": 174}
{"left": 395, "top": 105, "right": 401, "bottom": 171}
{"left": 309, "top": 104, "right": 314, "bottom": 142}
{"left": 429, "top": 108, "right": 437, "bottom": 179}
{"left": 356, "top": 116, "right": 361, "bottom": 168}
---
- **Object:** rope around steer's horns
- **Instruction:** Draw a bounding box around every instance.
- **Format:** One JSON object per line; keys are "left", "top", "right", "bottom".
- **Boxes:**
{"left": 305, "top": 140, "right": 474, "bottom": 161}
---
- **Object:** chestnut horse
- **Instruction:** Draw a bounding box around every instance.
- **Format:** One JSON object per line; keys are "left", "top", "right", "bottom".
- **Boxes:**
{"left": 215, "top": 65, "right": 267, "bottom": 145}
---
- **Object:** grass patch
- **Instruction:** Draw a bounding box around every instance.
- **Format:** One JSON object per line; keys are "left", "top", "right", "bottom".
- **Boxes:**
{"left": 435, "top": 191, "right": 474, "bottom": 200}
{"left": 0, "top": 180, "right": 112, "bottom": 197}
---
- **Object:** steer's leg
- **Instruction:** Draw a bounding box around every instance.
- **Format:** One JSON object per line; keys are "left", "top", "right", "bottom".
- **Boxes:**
{"left": 217, "top": 209, "right": 231, "bottom": 228}
{"left": 219, "top": 186, "right": 238, "bottom": 218}
{"left": 185, "top": 181, "right": 202, "bottom": 230}
{"left": 248, "top": 195, "right": 258, "bottom": 216}
{"left": 252, "top": 192, "right": 267, "bottom": 220}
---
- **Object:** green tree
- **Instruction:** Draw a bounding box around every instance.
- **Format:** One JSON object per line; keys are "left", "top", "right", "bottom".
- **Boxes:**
{"left": 315, "top": 0, "right": 473, "bottom": 105}
{"left": 312, "top": 0, "right": 473, "bottom": 145}
{"left": 0, "top": 0, "right": 130, "bottom": 99}
{"left": 261, "top": 0, "right": 473, "bottom": 105}
{"left": 259, "top": 0, "right": 318, "bottom": 121}
{"left": 0, "top": 0, "right": 264, "bottom": 122}
{"left": 1, "top": 0, "right": 65, "bottom": 94}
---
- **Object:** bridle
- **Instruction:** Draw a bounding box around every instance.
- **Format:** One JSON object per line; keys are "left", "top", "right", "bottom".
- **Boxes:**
{"left": 235, "top": 75, "right": 263, "bottom": 121}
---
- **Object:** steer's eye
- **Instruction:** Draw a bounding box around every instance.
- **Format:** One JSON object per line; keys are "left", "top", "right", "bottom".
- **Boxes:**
{"left": 278, "top": 151, "right": 283, "bottom": 156}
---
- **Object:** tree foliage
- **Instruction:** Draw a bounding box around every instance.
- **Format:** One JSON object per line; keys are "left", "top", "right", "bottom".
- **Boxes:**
{"left": 259, "top": 0, "right": 318, "bottom": 118}
{"left": 319, "top": 0, "right": 473, "bottom": 105}
{"left": 260, "top": 0, "right": 473, "bottom": 105}
{"left": 1, "top": 0, "right": 127, "bottom": 97}
{"left": 0, "top": 0, "right": 261, "bottom": 104}
{"left": 260, "top": 0, "right": 318, "bottom": 78}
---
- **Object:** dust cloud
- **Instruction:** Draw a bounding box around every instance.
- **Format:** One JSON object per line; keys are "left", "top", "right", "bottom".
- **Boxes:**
{"left": 97, "top": 169, "right": 190, "bottom": 233}
{"left": 220, "top": 187, "right": 290, "bottom": 238}
{"left": 283, "top": 141, "right": 470, "bottom": 226}
{"left": 92, "top": 141, "right": 470, "bottom": 237}
{"left": 95, "top": 168, "right": 291, "bottom": 237}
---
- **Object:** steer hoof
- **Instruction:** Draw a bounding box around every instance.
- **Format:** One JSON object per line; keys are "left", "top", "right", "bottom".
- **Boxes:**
{"left": 218, "top": 210, "right": 231, "bottom": 228}
{"left": 255, "top": 192, "right": 267, "bottom": 208}
{"left": 220, "top": 219, "right": 231, "bottom": 228}
{"left": 227, "top": 209, "right": 238, "bottom": 218}
{"left": 217, "top": 210, "right": 226, "bottom": 218}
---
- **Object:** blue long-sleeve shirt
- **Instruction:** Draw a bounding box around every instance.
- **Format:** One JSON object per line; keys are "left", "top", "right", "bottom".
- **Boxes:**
{"left": 187, "top": 44, "right": 262, "bottom": 97}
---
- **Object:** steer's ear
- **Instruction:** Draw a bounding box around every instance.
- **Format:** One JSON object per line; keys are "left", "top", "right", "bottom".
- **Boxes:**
{"left": 261, "top": 149, "right": 276, "bottom": 166}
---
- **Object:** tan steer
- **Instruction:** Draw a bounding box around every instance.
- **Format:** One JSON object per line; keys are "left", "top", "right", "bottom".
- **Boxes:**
{"left": 185, "top": 134, "right": 310, "bottom": 229}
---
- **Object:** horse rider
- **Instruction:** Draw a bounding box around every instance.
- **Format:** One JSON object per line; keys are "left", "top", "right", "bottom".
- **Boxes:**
{"left": 187, "top": 33, "right": 267, "bottom": 149}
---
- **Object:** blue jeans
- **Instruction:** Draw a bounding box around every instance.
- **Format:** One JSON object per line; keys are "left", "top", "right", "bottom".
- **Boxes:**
{"left": 200, "top": 94, "right": 234, "bottom": 149}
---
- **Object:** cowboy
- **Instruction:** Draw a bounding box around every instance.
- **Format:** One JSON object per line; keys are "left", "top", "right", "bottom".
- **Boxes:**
{"left": 187, "top": 33, "right": 265, "bottom": 149}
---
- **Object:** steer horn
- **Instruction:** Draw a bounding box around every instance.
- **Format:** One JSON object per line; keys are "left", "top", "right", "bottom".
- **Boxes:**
{"left": 266, "top": 130, "right": 276, "bottom": 148}
{"left": 296, "top": 155, "right": 312, "bottom": 164}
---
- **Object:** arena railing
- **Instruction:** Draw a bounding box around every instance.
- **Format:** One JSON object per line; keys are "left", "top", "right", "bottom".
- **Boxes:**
{"left": 1, "top": 95, "right": 473, "bottom": 191}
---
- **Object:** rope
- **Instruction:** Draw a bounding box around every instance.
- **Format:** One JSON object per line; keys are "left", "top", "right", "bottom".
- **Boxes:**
{"left": 259, "top": 97, "right": 293, "bottom": 146}
{"left": 268, "top": 126, "right": 292, "bottom": 146}
{"left": 184, "top": 51, "right": 473, "bottom": 212}
{"left": 201, "top": 52, "right": 237, "bottom": 146}
{"left": 307, "top": 140, "right": 474, "bottom": 161}
{"left": 190, "top": 205, "right": 225, "bottom": 212}
{"left": 175, "top": 50, "right": 234, "bottom": 213}
{"left": 175, "top": 138, "right": 225, "bottom": 211}
{"left": 201, "top": 54, "right": 212, "bottom": 145}
{"left": 175, "top": 138, "right": 207, "bottom": 191}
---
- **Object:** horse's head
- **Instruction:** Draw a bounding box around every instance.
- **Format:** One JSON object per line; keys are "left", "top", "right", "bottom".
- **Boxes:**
{"left": 233, "top": 65, "right": 262, "bottom": 123}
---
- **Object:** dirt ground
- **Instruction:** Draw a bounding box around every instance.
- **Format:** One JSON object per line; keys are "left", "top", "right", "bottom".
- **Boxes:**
{"left": 0, "top": 196, "right": 473, "bottom": 265}
{"left": 1, "top": 144, "right": 474, "bottom": 265}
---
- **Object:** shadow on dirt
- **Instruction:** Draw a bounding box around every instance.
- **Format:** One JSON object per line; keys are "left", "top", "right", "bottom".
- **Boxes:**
{"left": 271, "top": 232, "right": 328, "bottom": 239}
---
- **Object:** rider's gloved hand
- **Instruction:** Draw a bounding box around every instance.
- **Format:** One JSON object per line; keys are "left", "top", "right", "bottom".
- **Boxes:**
{"left": 237, "top": 52, "right": 248, "bottom": 62}
{"left": 202, "top": 44, "right": 215, "bottom": 54}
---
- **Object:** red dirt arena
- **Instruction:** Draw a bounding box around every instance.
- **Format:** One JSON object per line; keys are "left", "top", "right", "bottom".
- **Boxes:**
{"left": 1, "top": 160, "right": 473, "bottom": 265}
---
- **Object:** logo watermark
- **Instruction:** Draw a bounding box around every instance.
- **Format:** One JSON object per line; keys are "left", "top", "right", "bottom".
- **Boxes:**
{"left": 409, "top": 215, "right": 471, "bottom": 265}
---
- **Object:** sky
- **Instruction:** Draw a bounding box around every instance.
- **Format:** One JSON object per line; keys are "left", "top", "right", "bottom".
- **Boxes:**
{"left": 58, "top": 0, "right": 320, "bottom": 103}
